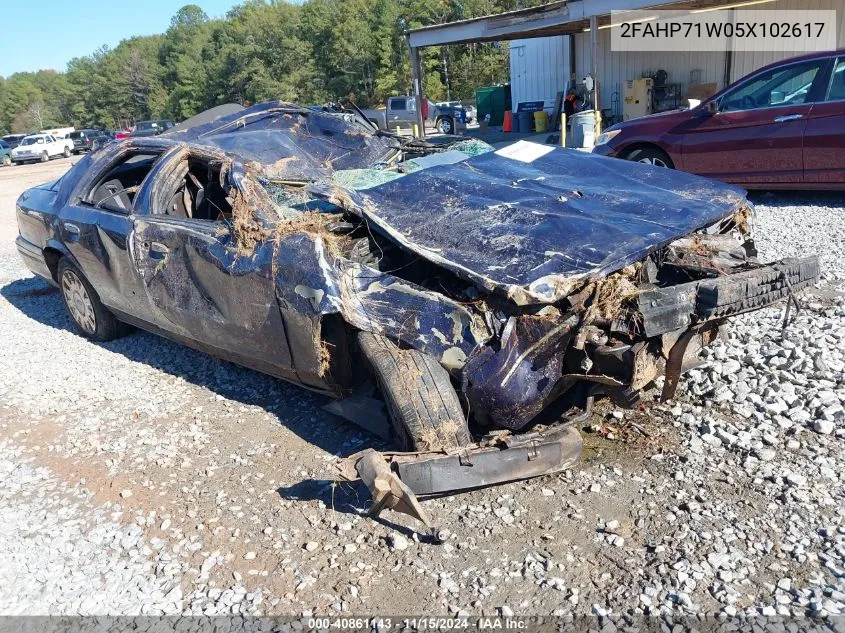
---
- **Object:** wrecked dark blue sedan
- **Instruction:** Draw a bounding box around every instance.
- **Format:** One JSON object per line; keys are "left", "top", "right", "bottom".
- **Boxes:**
{"left": 14, "top": 102, "right": 818, "bottom": 522}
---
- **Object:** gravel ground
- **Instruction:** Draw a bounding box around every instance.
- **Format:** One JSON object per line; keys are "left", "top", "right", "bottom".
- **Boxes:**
{"left": 0, "top": 160, "right": 842, "bottom": 618}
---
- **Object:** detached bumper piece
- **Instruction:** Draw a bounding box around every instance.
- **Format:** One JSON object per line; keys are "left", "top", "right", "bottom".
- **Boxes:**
{"left": 340, "top": 425, "right": 582, "bottom": 533}
{"left": 393, "top": 425, "right": 582, "bottom": 496}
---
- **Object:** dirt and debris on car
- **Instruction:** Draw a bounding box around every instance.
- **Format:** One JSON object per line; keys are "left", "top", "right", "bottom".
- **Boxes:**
{"left": 15, "top": 101, "right": 819, "bottom": 530}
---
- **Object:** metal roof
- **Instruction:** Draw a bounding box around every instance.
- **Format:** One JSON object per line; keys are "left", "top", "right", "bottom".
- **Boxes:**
{"left": 407, "top": 0, "right": 741, "bottom": 47}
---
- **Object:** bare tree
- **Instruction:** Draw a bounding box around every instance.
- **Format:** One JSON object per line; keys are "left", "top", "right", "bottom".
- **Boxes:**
{"left": 24, "top": 101, "right": 46, "bottom": 130}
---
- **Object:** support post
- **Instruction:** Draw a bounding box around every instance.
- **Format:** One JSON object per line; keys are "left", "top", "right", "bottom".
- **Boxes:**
{"left": 589, "top": 15, "right": 599, "bottom": 113}
{"left": 723, "top": 9, "right": 735, "bottom": 88}
{"left": 407, "top": 35, "right": 426, "bottom": 139}
{"left": 561, "top": 113, "right": 566, "bottom": 147}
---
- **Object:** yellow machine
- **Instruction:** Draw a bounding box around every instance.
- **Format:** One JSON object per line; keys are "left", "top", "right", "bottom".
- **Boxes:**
{"left": 624, "top": 78, "right": 653, "bottom": 120}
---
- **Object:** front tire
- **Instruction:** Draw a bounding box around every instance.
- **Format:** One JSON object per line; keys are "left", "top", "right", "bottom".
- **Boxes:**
{"left": 358, "top": 332, "right": 472, "bottom": 452}
{"left": 625, "top": 146, "right": 674, "bottom": 169}
{"left": 64, "top": 147, "right": 72, "bottom": 157}
{"left": 2, "top": 155, "right": 10, "bottom": 167}
{"left": 40, "top": 151, "right": 49, "bottom": 163}
{"left": 58, "top": 258, "right": 129, "bottom": 341}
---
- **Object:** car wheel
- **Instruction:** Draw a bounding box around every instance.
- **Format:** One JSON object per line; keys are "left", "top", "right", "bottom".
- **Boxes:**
{"left": 63, "top": 146, "right": 71, "bottom": 158}
{"left": 58, "top": 258, "right": 129, "bottom": 341}
{"left": 437, "top": 117, "right": 454, "bottom": 135}
{"left": 357, "top": 331, "right": 472, "bottom": 452}
{"left": 626, "top": 147, "right": 674, "bottom": 169}
{"left": 40, "top": 151, "right": 49, "bottom": 163}
{"left": 2, "top": 155, "right": 10, "bottom": 167}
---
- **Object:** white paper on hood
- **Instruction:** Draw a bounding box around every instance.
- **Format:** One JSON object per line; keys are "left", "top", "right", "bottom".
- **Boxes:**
{"left": 494, "top": 140, "right": 555, "bottom": 164}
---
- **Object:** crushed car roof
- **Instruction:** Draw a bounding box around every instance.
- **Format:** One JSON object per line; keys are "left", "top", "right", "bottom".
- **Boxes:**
{"left": 163, "top": 101, "right": 400, "bottom": 182}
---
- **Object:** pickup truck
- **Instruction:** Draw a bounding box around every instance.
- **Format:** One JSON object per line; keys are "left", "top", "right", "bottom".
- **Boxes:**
{"left": 10, "top": 134, "right": 73, "bottom": 164}
{"left": 361, "top": 96, "right": 465, "bottom": 135}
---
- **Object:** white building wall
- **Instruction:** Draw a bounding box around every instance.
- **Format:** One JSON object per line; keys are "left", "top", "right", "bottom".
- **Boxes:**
{"left": 509, "top": 35, "right": 571, "bottom": 113}
{"left": 564, "top": 0, "right": 844, "bottom": 114}
{"left": 572, "top": 29, "right": 727, "bottom": 114}
{"left": 729, "top": 0, "right": 845, "bottom": 81}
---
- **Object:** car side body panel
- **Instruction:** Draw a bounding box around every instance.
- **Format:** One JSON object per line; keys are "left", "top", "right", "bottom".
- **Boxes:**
{"left": 594, "top": 49, "right": 845, "bottom": 189}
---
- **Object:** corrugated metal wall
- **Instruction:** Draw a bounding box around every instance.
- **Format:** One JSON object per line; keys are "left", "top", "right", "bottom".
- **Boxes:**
{"left": 509, "top": 35, "right": 570, "bottom": 112}
{"left": 730, "top": 0, "right": 845, "bottom": 80}
{"left": 572, "top": 30, "right": 728, "bottom": 114}
{"left": 508, "top": 0, "right": 845, "bottom": 115}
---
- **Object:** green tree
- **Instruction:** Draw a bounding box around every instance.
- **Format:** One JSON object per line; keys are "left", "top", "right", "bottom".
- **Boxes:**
{"left": 0, "top": 0, "right": 520, "bottom": 132}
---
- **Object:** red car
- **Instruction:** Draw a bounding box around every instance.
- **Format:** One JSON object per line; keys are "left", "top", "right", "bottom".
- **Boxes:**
{"left": 593, "top": 49, "right": 845, "bottom": 189}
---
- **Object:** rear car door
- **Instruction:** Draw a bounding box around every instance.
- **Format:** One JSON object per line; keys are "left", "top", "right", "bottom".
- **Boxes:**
{"left": 681, "top": 58, "right": 830, "bottom": 185}
{"left": 387, "top": 97, "right": 414, "bottom": 130}
{"left": 803, "top": 57, "right": 845, "bottom": 186}
{"left": 128, "top": 149, "right": 297, "bottom": 381}
{"left": 59, "top": 147, "right": 166, "bottom": 320}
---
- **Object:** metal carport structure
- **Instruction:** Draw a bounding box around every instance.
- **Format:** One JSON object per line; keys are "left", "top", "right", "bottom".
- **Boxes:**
{"left": 404, "top": 0, "right": 781, "bottom": 136}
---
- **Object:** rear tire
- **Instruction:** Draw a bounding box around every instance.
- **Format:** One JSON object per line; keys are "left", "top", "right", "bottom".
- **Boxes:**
{"left": 625, "top": 146, "right": 674, "bottom": 169}
{"left": 58, "top": 258, "right": 130, "bottom": 341}
{"left": 358, "top": 331, "right": 472, "bottom": 452}
{"left": 436, "top": 117, "right": 454, "bottom": 135}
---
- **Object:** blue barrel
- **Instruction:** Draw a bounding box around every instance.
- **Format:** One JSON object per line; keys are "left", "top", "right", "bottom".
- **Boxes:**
{"left": 518, "top": 111, "right": 534, "bottom": 133}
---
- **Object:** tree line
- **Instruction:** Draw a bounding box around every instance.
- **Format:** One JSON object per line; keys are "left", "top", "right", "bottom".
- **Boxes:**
{"left": 0, "top": 0, "right": 537, "bottom": 135}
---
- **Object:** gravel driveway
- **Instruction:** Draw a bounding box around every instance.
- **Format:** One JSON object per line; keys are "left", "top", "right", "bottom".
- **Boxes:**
{"left": 0, "top": 159, "right": 842, "bottom": 618}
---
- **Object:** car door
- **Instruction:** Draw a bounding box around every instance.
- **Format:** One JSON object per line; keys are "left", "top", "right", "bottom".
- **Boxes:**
{"left": 681, "top": 58, "right": 830, "bottom": 185}
{"left": 803, "top": 57, "right": 845, "bottom": 186}
{"left": 128, "top": 149, "right": 298, "bottom": 381}
{"left": 59, "top": 146, "right": 165, "bottom": 321}
{"left": 387, "top": 97, "right": 414, "bottom": 130}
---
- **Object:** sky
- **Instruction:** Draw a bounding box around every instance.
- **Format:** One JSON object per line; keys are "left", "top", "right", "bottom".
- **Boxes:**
{"left": 0, "top": 0, "right": 241, "bottom": 77}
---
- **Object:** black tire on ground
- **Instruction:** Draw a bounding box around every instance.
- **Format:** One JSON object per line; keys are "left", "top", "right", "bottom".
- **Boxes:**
{"left": 57, "top": 258, "right": 131, "bottom": 341}
{"left": 40, "top": 151, "right": 48, "bottom": 163}
{"left": 436, "top": 117, "right": 454, "bottom": 134}
{"left": 625, "top": 146, "right": 674, "bottom": 169}
{"left": 63, "top": 146, "right": 71, "bottom": 158}
{"left": 2, "top": 155, "right": 10, "bottom": 166}
{"left": 357, "top": 331, "right": 472, "bottom": 452}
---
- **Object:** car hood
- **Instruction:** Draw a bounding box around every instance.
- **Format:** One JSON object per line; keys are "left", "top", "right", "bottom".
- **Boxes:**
{"left": 329, "top": 141, "right": 747, "bottom": 306}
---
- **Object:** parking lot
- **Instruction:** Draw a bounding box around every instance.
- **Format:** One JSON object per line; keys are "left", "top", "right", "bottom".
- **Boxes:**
{"left": 0, "top": 157, "right": 843, "bottom": 617}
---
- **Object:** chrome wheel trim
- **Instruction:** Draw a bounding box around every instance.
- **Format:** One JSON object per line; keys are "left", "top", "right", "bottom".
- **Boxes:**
{"left": 61, "top": 270, "right": 96, "bottom": 334}
{"left": 438, "top": 119, "right": 452, "bottom": 134}
{"left": 637, "top": 156, "right": 668, "bottom": 168}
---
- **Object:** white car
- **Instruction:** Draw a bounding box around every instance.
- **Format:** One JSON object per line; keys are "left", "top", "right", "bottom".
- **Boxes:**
{"left": 11, "top": 134, "right": 73, "bottom": 165}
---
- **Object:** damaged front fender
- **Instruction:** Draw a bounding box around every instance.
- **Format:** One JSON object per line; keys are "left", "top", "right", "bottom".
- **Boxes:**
{"left": 271, "top": 231, "right": 491, "bottom": 386}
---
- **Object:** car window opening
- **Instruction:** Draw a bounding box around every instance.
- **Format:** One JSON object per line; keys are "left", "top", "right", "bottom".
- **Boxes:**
{"left": 89, "top": 152, "right": 162, "bottom": 214}
{"left": 165, "top": 157, "right": 233, "bottom": 222}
